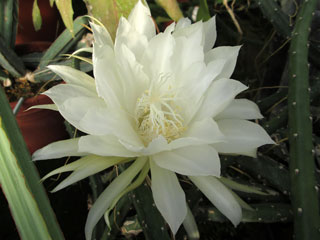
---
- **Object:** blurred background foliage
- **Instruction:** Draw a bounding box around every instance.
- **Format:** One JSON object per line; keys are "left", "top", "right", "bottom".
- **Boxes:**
{"left": 1, "top": 0, "right": 320, "bottom": 239}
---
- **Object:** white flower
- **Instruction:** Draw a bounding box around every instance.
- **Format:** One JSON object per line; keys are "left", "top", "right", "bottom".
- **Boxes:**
{"left": 33, "top": 1, "right": 274, "bottom": 239}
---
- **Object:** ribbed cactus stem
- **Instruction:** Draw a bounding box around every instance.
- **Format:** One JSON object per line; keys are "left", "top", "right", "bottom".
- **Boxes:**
{"left": 288, "top": 1, "right": 320, "bottom": 239}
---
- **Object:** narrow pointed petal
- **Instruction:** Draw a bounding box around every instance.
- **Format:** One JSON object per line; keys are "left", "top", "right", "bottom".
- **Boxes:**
{"left": 189, "top": 176, "right": 242, "bottom": 226}
{"left": 128, "top": 0, "right": 155, "bottom": 40}
{"left": 32, "top": 138, "right": 85, "bottom": 160}
{"left": 183, "top": 206, "right": 200, "bottom": 240}
{"left": 203, "top": 16, "right": 217, "bottom": 52}
{"left": 47, "top": 65, "right": 96, "bottom": 92}
{"left": 150, "top": 160, "right": 187, "bottom": 234}
{"left": 204, "top": 46, "right": 241, "bottom": 79}
{"left": 195, "top": 78, "right": 248, "bottom": 121}
{"left": 90, "top": 22, "right": 113, "bottom": 47}
{"left": 85, "top": 157, "right": 147, "bottom": 240}
{"left": 152, "top": 145, "right": 220, "bottom": 176}
{"left": 78, "top": 135, "right": 138, "bottom": 157}
{"left": 212, "top": 119, "right": 275, "bottom": 157}
{"left": 215, "top": 99, "right": 263, "bottom": 120}
{"left": 28, "top": 104, "right": 58, "bottom": 111}
{"left": 51, "top": 156, "right": 125, "bottom": 192}
{"left": 219, "top": 177, "right": 268, "bottom": 195}
{"left": 42, "top": 156, "right": 91, "bottom": 181}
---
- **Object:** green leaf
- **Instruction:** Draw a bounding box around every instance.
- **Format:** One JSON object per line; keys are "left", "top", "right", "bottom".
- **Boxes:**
{"left": 55, "top": 0, "right": 74, "bottom": 35}
{"left": 32, "top": 0, "right": 42, "bottom": 31}
{"left": 197, "top": 0, "right": 211, "bottom": 21}
{"left": 0, "top": 36, "right": 26, "bottom": 77}
{"left": 155, "top": 0, "right": 183, "bottom": 21}
{"left": 0, "top": 0, "right": 19, "bottom": 48}
{"left": 0, "top": 87, "right": 65, "bottom": 240}
{"left": 39, "top": 16, "right": 88, "bottom": 69}
{"left": 0, "top": 119, "right": 51, "bottom": 239}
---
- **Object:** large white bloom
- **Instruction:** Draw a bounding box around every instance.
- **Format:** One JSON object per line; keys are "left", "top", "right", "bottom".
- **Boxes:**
{"left": 33, "top": 1, "right": 274, "bottom": 239}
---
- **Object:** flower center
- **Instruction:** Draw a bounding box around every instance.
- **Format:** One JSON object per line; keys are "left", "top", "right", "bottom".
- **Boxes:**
{"left": 135, "top": 84, "right": 185, "bottom": 145}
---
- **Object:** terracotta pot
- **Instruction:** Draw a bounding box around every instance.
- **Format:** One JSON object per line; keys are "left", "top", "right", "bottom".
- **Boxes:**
{"left": 10, "top": 95, "right": 69, "bottom": 154}
{"left": 16, "top": 0, "right": 62, "bottom": 45}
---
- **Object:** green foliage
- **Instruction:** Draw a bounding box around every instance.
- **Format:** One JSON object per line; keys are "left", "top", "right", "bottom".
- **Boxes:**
{"left": 0, "top": 87, "right": 65, "bottom": 240}
{"left": 32, "top": 0, "right": 42, "bottom": 31}
{"left": 55, "top": 0, "right": 74, "bottom": 36}
{"left": 39, "top": 16, "right": 88, "bottom": 68}
{"left": 0, "top": 0, "right": 18, "bottom": 48}
{"left": 130, "top": 181, "right": 171, "bottom": 240}
{"left": 0, "top": 36, "right": 26, "bottom": 77}
{"left": 155, "top": 0, "right": 183, "bottom": 21}
{"left": 0, "top": 118, "right": 51, "bottom": 239}
{"left": 197, "top": 0, "right": 211, "bottom": 21}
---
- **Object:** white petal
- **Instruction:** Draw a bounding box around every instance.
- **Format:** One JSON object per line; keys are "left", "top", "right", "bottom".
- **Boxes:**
{"left": 120, "top": 118, "right": 225, "bottom": 156}
{"left": 195, "top": 78, "right": 248, "bottom": 121}
{"left": 189, "top": 176, "right": 242, "bottom": 226}
{"left": 90, "top": 22, "right": 113, "bottom": 47}
{"left": 203, "top": 16, "right": 217, "bottom": 52}
{"left": 114, "top": 44, "right": 148, "bottom": 113}
{"left": 177, "top": 60, "right": 227, "bottom": 123}
{"left": 183, "top": 206, "right": 200, "bottom": 240}
{"left": 166, "top": 118, "right": 225, "bottom": 151}
{"left": 172, "top": 26, "right": 204, "bottom": 79}
{"left": 213, "top": 119, "right": 275, "bottom": 157}
{"left": 78, "top": 135, "right": 138, "bottom": 157}
{"left": 45, "top": 84, "right": 107, "bottom": 134}
{"left": 175, "top": 18, "right": 191, "bottom": 30}
{"left": 116, "top": 17, "right": 148, "bottom": 61}
{"left": 44, "top": 83, "right": 97, "bottom": 106}
{"left": 141, "top": 30, "right": 175, "bottom": 79}
{"left": 215, "top": 99, "right": 263, "bottom": 120}
{"left": 205, "top": 46, "right": 241, "bottom": 79}
{"left": 78, "top": 106, "right": 114, "bottom": 135}
{"left": 51, "top": 156, "right": 124, "bottom": 192}
{"left": 79, "top": 105, "right": 142, "bottom": 147}
{"left": 182, "top": 118, "right": 225, "bottom": 144}
{"left": 173, "top": 20, "right": 203, "bottom": 40}
{"left": 152, "top": 145, "right": 220, "bottom": 176}
{"left": 127, "top": 0, "right": 155, "bottom": 40}
{"left": 85, "top": 157, "right": 147, "bottom": 240}
{"left": 61, "top": 97, "right": 109, "bottom": 133}
{"left": 32, "top": 138, "right": 85, "bottom": 160}
{"left": 119, "top": 135, "right": 168, "bottom": 155}
{"left": 93, "top": 43, "right": 122, "bottom": 107}
{"left": 150, "top": 160, "right": 187, "bottom": 234}
{"left": 47, "top": 65, "right": 96, "bottom": 93}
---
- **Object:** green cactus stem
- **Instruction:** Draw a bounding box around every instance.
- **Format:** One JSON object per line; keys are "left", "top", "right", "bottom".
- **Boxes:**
{"left": 288, "top": 0, "right": 320, "bottom": 239}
